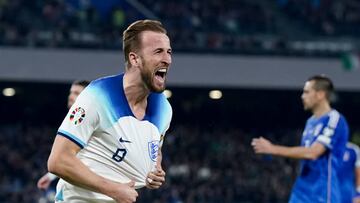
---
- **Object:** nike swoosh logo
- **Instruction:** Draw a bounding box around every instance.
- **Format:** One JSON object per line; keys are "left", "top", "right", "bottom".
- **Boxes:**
{"left": 119, "top": 137, "right": 131, "bottom": 143}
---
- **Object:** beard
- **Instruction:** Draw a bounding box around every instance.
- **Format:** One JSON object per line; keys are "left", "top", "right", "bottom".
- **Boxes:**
{"left": 140, "top": 59, "right": 166, "bottom": 93}
{"left": 141, "top": 70, "right": 165, "bottom": 93}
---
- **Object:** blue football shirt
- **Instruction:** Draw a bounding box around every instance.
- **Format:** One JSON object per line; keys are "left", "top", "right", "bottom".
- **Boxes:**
{"left": 289, "top": 110, "right": 349, "bottom": 203}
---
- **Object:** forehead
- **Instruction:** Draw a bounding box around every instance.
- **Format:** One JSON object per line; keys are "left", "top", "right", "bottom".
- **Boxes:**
{"left": 70, "top": 84, "right": 85, "bottom": 92}
{"left": 303, "top": 81, "right": 315, "bottom": 91}
{"left": 139, "top": 31, "right": 170, "bottom": 50}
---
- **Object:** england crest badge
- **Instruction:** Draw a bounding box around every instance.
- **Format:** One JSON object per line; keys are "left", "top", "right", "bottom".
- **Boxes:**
{"left": 148, "top": 140, "right": 159, "bottom": 162}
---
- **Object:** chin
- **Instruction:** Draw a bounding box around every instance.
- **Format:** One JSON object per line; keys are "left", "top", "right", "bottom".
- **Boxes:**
{"left": 152, "top": 88, "right": 165, "bottom": 93}
{"left": 149, "top": 83, "right": 166, "bottom": 93}
{"left": 304, "top": 107, "right": 312, "bottom": 112}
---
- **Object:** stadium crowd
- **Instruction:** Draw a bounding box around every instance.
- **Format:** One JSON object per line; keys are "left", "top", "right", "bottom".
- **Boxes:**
{"left": 278, "top": 0, "right": 360, "bottom": 36}
{"left": 0, "top": 0, "right": 359, "bottom": 54}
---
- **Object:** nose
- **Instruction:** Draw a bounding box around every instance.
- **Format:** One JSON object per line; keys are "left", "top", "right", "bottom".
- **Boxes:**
{"left": 301, "top": 93, "right": 305, "bottom": 100}
{"left": 162, "top": 52, "right": 172, "bottom": 65}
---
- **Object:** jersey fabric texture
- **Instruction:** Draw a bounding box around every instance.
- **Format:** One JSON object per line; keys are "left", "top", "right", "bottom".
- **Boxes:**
{"left": 339, "top": 143, "right": 360, "bottom": 203}
{"left": 289, "top": 109, "right": 349, "bottom": 203}
{"left": 55, "top": 74, "right": 172, "bottom": 202}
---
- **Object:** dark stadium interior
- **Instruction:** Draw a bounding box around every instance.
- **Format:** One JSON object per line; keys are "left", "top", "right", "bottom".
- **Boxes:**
{"left": 1, "top": 0, "right": 360, "bottom": 202}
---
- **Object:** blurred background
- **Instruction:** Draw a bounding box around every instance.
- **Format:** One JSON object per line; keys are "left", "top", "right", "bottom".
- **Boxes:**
{"left": 1, "top": 0, "right": 360, "bottom": 202}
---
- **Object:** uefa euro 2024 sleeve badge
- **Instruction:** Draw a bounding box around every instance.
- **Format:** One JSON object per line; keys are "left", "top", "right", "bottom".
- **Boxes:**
{"left": 69, "top": 107, "right": 86, "bottom": 125}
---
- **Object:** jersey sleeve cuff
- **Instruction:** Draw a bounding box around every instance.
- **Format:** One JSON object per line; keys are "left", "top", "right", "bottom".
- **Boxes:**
{"left": 46, "top": 172, "right": 58, "bottom": 181}
{"left": 57, "top": 130, "right": 85, "bottom": 148}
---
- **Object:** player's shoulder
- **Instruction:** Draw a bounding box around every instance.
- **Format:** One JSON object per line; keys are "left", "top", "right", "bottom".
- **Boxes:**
{"left": 324, "top": 109, "right": 348, "bottom": 127}
{"left": 86, "top": 74, "right": 123, "bottom": 95}
{"left": 328, "top": 109, "right": 349, "bottom": 120}
{"left": 328, "top": 109, "right": 340, "bottom": 119}
{"left": 307, "top": 109, "right": 339, "bottom": 124}
{"left": 347, "top": 142, "right": 360, "bottom": 152}
{"left": 148, "top": 92, "right": 172, "bottom": 114}
{"left": 89, "top": 74, "right": 122, "bottom": 88}
{"left": 147, "top": 92, "right": 172, "bottom": 133}
{"left": 150, "top": 92, "right": 170, "bottom": 103}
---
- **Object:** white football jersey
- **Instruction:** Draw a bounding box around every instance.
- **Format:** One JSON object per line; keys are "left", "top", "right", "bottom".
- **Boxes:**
{"left": 55, "top": 74, "right": 172, "bottom": 202}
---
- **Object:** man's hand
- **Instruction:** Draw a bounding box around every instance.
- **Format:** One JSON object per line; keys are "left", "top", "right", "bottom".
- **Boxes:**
{"left": 146, "top": 167, "right": 166, "bottom": 189}
{"left": 251, "top": 137, "right": 275, "bottom": 154}
{"left": 110, "top": 181, "right": 138, "bottom": 203}
{"left": 37, "top": 174, "right": 52, "bottom": 190}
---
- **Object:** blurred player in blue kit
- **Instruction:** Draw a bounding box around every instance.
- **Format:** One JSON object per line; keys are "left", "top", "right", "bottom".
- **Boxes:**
{"left": 37, "top": 80, "right": 89, "bottom": 191}
{"left": 252, "top": 75, "right": 349, "bottom": 202}
{"left": 47, "top": 19, "right": 172, "bottom": 203}
{"left": 339, "top": 142, "right": 360, "bottom": 203}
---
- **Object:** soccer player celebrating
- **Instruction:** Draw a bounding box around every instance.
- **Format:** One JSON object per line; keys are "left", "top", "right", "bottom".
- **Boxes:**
{"left": 252, "top": 75, "right": 349, "bottom": 202}
{"left": 47, "top": 20, "right": 172, "bottom": 203}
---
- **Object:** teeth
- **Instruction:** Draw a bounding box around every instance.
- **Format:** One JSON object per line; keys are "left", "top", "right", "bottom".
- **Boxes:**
{"left": 157, "top": 68, "right": 167, "bottom": 73}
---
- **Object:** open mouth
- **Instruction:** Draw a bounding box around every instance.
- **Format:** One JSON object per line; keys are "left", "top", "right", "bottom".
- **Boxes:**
{"left": 155, "top": 68, "right": 167, "bottom": 79}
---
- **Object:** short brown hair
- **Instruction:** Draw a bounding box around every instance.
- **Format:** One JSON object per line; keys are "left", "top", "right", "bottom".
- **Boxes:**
{"left": 72, "top": 80, "right": 90, "bottom": 88}
{"left": 307, "top": 74, "right": 334, "bottom": 101}
{"left": 123, "top": 20, "right": 167, "bottom": 68}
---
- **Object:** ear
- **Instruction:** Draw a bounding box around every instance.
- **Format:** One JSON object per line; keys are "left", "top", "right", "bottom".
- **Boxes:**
{"left": 317, "top": 90, "right": 326, "bottom": 100}
{"left": 128, "top": 52, "right": 139, "bottom": 67}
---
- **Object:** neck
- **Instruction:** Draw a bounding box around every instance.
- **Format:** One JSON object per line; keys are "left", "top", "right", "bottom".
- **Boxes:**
{"left": 312, "top": 101, "right": 331, "bottom": 118}
{"left": 123, "top": 69, "right": 149, "bottom": 107}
